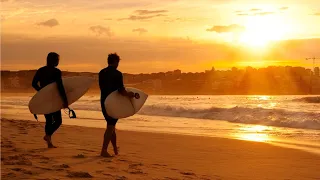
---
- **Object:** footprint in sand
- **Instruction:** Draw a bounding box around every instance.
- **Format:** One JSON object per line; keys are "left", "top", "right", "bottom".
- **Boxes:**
{"left": 2, "top": 172, "right": 17, "bottom": 179}
{"left": 76, "top": 148, "right": 95, "bottom": 152}
{"left": 163, "top": 177, "right": 180, "bottom": 180}
{"left": 129, "top": 162, "right": 143, "bottom": 168}
{"left": 180, "top": 171, "right": 196, "bottom": 176}
{"left": 52, "top": 164, "right": 70, "bottom": 172}
{"left": 53, "top": 164, "right": 70, "bottom": 169}
{"left": 72, "top": 154, "right": 86, "bottom": 159}
{"left": 3, "top": 155, "right": 32, "bottom": 166}
{"left": 67, "top": 171, "right": 93, "bottom": 178}
{"left": 11, "top": 168, "right": 34, "bottom": 175}
{"left": 126, "top": 163, "right": 146, "bottom": 175}
{"left": 102, "top": 173, "right": 127, "bottom": 180}
{"left": 99, "top": 158, "right": 113, "bottom": 164}
{"left": 1, "top": 138, "right": 15, "bottom": 149}
{"left": 35, "top": 166, "right": 53, "bottom": 171}
{"left": 152, "top": 163, "right": 168, "bottom": 168}
{"left": 118, "top": 159, "right": 128, "bottom": 162}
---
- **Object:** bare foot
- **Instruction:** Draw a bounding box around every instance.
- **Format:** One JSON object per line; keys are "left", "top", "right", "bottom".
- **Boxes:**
{"left": 44, "top": 135, "right": 57, "bottom": 148}
{"left": 48, "top": 144, "right": 57, "bottom": 148}
{"left": 113, "top": 147, "right": 119, "bottom": 155}
{"left": 43, "top": 135, "right": 50, "bottom": 147}
{"left": 100, "top": 151, "right": 113, "bottom": 157}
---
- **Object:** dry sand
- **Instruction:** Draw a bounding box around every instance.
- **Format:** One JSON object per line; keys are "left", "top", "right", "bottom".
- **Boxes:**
{"left": 1, "top": 118, "right": 320, "bottom": 180}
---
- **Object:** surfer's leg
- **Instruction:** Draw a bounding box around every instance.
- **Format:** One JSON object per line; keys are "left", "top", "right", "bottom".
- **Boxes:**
{"left": 47, "top": 110, "right": 62, "bottom": 148}
{"left": 44, "top": 114, "right": 52, "bottom": 136}
{"left": 100, "top": 101, "right": 118, "bottom": 157}
{"left": 111, "top": 129, "right": 118, "bottom": 155}
{"left": 51, "top": 110, "right": 62, "bottom": 135}
{"left": 44, "top": 113, "right": 55, "bottom": 148}
{"left": 101, "top": 125, "right": 115, "bottom": 157}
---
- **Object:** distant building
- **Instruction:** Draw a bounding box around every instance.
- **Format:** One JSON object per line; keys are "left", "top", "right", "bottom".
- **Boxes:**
{"left": 173, "top": 69, "right": 181, "bottom": 76}
{"left": 205, "top": 67, "right": 215, "bottom": 74}
{"left": 165, "top": 71, "right": 174, "bottom": 76}
{"left": 231, "top": 67, "right": 238, "bottom": 72}
{"left": 314, "top": 67, "right": 320, "bottom": 76}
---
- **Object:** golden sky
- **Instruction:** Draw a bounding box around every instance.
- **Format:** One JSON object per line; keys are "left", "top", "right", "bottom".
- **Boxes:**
{"left": 1, "top": 0, "right": 320, "bottom": 73}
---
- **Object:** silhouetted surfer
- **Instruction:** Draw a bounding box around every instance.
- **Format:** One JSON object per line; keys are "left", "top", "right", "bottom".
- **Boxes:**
{"left": 32, "top": 52, "right": 68, "bottom": 148}
{"left": 99, "top": 53, "right": 139, "bottom": 157}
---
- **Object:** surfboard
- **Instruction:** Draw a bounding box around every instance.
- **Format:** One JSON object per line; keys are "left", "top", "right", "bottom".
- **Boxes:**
{"left": 28, "top": 76, "right": 94, "bottom": 114}
{"left": 104, "top": 87, "right": 148, "bottom": 119}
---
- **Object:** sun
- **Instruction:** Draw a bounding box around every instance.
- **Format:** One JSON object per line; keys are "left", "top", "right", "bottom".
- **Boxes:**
{"left": 239, "top": 15, "right": 289, "bottom": 49}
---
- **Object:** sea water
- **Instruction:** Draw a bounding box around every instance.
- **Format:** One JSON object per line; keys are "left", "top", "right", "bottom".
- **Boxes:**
{"left": 1, "top": 95, "right": 320, "bottom": 154}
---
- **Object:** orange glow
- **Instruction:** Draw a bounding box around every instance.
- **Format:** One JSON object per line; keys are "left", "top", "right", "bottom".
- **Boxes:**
{"left": 239, "top": 14, "right": 292, "bottom": 49}
{"left": 1, "top": 0, "right": 320, "bottom": 73}
{"left": 236, "top": 125, "right": 272, "bottom": 142}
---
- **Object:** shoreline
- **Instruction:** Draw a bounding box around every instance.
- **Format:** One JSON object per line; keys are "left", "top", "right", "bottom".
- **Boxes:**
{"left": 2, "top": 111, "right": 320, "bottom": 156}
{"left": 1, "top": 118, "right": 320, "bottom": 179}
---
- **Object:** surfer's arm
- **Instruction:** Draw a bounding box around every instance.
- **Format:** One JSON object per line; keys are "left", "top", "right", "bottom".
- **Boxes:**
{"left": 119, "top": 89, "right": 135, "bottom": 98}
{"left": 56, "top": 70, "right": 69, "bottom": 106}
{"left": 32, "top": 70, "right": 41, "bottom": 91}
{"left": 117, "top": 73, "right": 134, "bottom": 98}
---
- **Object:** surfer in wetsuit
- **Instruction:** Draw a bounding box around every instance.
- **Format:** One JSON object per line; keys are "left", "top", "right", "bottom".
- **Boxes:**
{"left": 99, "top": 53, "right": 138, "bottom": 157}
{"left": 32, "top": 52, "right": 68, "bottom": 148}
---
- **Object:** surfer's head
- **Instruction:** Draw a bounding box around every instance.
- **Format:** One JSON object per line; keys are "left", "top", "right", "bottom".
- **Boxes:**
{"left": 108, "top": 53, "right": 120, "bottom": 68}
{"left": 47, "top": 52, "right": 60, "bottom": 67}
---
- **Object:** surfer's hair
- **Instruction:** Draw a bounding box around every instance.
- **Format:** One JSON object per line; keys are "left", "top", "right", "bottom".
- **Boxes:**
{"left": 108, "top": 53, "right": 120, "bottom": 65}
{"left": 47, "top": 52, "right": 60, "bottom": 67}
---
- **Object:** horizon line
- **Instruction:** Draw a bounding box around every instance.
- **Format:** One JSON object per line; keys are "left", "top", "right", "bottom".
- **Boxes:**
{"left": 1, "top": 65, "right": 319, "bottom": 74}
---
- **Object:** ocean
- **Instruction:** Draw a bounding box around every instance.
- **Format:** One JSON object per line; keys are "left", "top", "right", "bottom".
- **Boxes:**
{"left": 1, "top": 94, "right": 320, "bottom": 154}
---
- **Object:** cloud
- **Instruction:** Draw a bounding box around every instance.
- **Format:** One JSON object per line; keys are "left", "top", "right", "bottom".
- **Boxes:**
{"left": 37, "top": 19, "right": 59, "bottom": 27}
{"left": 312, "top": 12, "right": 320, "bottom": 16}
{"left": 279, "top": 7, "right": 289, "bottom": 10}
{"left": 206, "top": 24, "right": 245, "bottom": 33}
{"left": 1, "top": 0, "right": 9, "bottom": 2}
{"left": 135, "top": 10, "right": 168, "bottom": 15}
{"left": 164, "top": 17, "right": 192, "bottom": 22}
{"left": 104, "top": 18, "right": 112, "bottom": 20}
{"left": 254, "top": 12, "right": 274, "bottom": 16}
{"left": 119, "top": 14, "right": 166, "bottom": 21}
{"left": 89, "top": 25, "right": 113, "bottom": 37}
{"left": 119, "top": 9, "right": 168, "bottom": 21}
{"left": 250, "top": 8, "right": 261, "bottom": 12}
{"left": 132, "top": 28, "right": 148, "bottom": 35}
{"left": 237, "top": 13, "right": 249, "bottom": 16}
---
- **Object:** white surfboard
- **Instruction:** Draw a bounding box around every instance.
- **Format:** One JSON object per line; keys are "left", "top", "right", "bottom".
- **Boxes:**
{"left": 29, "top": 76, "right": 94, "bottom": 114}
{"left": 105, "top": 87, "right": 148, "bottom": 119}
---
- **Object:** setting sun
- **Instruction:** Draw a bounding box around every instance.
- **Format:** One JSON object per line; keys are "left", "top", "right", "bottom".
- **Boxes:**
{"left": 239, "top": 15, "right": 290, "bottom": 49}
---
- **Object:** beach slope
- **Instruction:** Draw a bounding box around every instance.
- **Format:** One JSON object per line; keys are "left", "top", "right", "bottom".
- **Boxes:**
{"left": 1, "top": 119, "right": 319, "bottom": 180}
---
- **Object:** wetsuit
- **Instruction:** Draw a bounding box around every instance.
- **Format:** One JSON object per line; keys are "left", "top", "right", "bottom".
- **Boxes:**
{"left": 32, "top": 66, "right": 68, "bottom": 136}
{"left": 99, "top": 66, "right": 125, "bottom": 126}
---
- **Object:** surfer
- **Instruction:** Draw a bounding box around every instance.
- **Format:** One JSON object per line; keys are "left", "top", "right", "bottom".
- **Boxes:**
{"left": 32, "top": 52, "right": 68, "bottom": 148}
{"left": 99, "top": 53, "right": 138, "bottom": 157}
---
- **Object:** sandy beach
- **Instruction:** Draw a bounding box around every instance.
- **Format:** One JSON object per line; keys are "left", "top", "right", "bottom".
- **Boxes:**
{"left": 1, "top": 118, "right": 320, "bottom": 180}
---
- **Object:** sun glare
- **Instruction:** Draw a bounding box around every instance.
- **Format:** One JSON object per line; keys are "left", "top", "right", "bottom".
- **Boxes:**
{"left": 236, "top": 125, "right": 273, "bottom": 142}
{"left": 239, "top": 16, "right": 289, "bottom": 49}
{"left": 240, "top": 133, "right": 269, "bottom": 142}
